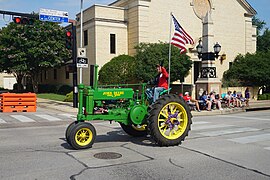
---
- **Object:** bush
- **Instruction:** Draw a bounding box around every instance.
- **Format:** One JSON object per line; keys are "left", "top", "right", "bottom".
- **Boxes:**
{"left": 64, "top": 91, "right": 73, "bottom": 102}
{"left": 57, "top": 85, "right": 73, "bottom": 95}
{"left": 38, "top": 84, "right": 57, "bottom": 93}
{"left": 13, "top": 83, "right": 24, "bottom": 91}
{"left": 258, "top": 93, "right": 270, "bottom": 100}
{"left": 25, "top": 84, "right": 33, "bottom": 92}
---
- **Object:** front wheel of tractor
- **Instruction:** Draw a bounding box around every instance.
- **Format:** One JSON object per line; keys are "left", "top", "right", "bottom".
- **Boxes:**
{"left": 69, "top": 122, "right": 96, "bottom": 150}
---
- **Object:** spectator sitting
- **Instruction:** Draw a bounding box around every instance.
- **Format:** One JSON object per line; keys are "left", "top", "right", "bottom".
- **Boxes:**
{"left": 237, "top": 93, "right": 246, "bottom": 107}
{"left": 199, "top": 91, "right": 212, "bottom": 111}
{"left": 224, "top": 91, "right": 233, "bottom": 108}
{"left": 232, "top": 90, "right": 241, "bottom": 107}
{"left": 210, "top": 92, "right": 223, "bottom": 110}
{"left": 183, "top": 92, "right": 201, "bottom": 112}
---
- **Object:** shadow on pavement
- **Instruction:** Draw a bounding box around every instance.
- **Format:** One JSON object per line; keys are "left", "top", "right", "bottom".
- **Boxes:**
{"left": 60, "top": 129, "right": 158, "bottom": 150}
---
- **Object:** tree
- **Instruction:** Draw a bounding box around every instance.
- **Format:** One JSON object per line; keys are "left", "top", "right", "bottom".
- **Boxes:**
{"left": 252, "top": 16, "right": 270, "bottom": 52}
{"left": 257, "top": 28, "right": 270, "bottom": 52}
{"left": 0, "top": 18, "right": 70, "bottom": 92}
{"left": 252, "top": 16, "right": 266, "bottom": 35}
{"left": 223, "top": 52, "right": 270, "bottom": 87}
{"left": 98, "top": 55, "right": 137, "bottom": 84}
{"left": 134, "top": 42, "right": 192, "bottom": 83}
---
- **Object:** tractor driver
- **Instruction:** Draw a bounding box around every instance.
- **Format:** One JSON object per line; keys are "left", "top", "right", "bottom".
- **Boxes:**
{"left": 153, "top": 64, "right": 169, "bottom": 102}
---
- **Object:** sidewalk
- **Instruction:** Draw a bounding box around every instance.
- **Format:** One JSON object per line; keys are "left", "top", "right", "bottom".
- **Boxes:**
{"left": 37, "top": 98, "right": 78, "bottom": 113}
{"left": 37, "top": 98, "right": 270, "bottom": 116}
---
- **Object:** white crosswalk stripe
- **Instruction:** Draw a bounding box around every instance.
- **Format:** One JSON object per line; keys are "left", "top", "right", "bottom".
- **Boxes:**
{"left": 192, "top": 124, "right": 234, "bottom": 131}
{"left": 264, "top": 147, "right": 270, "bottom": 150}
{"left": 35, "top": 114, "right": 62, "bottom": 121}
{"left": 223, "top": 115, "right": 270, "bottom": 121}
{"left": 192, "top": 121, "right": 209, "bottom": 125}
{"left": 198, "top": 127, "right": 259, "bottom": 136}
{"left": 58, "top": 113, "right": 76, "bottom": 120}
{"left": 10, "top": 115, "right": 35, "bottom": 122}
{"left": 228, "top": 133, "right": 270, "bottom": 144}
{"left": 0, "top": 118, "right": 7, "bottom": 123}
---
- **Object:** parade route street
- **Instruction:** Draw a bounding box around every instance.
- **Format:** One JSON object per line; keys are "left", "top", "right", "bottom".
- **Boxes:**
{"left": 0, "top": 109, "right": 270, "bottom": 180}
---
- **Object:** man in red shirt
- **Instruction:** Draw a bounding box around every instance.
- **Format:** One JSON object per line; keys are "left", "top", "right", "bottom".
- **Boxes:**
{"left": 183, "top": 92, "right": 201, "bottom": 112}
{"left": 153, "top": 64, "right": 169, "bottom": 102}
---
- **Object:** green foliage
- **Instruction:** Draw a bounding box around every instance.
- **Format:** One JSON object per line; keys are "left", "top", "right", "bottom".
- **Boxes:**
{"left": 252, "top": 16, "right": 266, "bottom": 35}
{"left": 223, "top": 52, "right": 270, "bottom": 87}
{"left": 37, "top": 93, "right": 66, "bottom": 102}
{"left": 64, "top": 91, "right": 73, "bottom": 102}
{"left": 134, "top": 42, "right": 192, "bottom": 82}
{"left": 0, "top": 18, "right": 70, "bottom": 91}
{"left": 257, "top": 29, "right": 270, "bottom": 52}
{"left": 13, "top": 83, "right": 24, "bottom": 91}
{"left": 99, "top": 55, "right": 137, "bottom": 84}
{"left": 257, "top": 93, "right": 270, "bottom": 100}
{"left": 57, "top": 84, "right": 73, "bottom": 95}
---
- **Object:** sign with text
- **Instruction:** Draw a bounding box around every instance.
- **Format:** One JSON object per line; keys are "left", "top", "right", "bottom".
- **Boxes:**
{"left": 39, "top": 8, "right": 68, "bottom": 23}
{"left": 77, "top": 57, "right": 88, "bottom": 68}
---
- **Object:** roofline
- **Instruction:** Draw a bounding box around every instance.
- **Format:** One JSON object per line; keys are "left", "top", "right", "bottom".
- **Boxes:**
{"left": 109, "top": 0, "right": 128, "bottom": 6}
{"left": 75, "top": 4, "right": 125, "bottom": 16}
{"left": 239, "top": 0, "right": 257, "bottom": 15}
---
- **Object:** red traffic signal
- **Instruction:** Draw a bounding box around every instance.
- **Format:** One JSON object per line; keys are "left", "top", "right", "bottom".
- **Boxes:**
{"left": 65, "top": 31, "right": 73, "bottom": 49}
{"left": 66, "top": 31, "right": 72, "bottom": 37}
{"left": 13, "top": 17, "right": 34, "bottom": 25}
{"left": 13, "top": 17, "right": 21, "bottom": 24}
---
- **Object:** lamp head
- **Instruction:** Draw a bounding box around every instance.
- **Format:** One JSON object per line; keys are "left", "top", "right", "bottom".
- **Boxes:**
{"left": 214, "top": 42, "right": 221, "bottom": 54}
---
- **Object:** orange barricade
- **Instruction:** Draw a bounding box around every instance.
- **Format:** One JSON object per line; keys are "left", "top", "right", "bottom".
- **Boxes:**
{"left": 0, "top": 93, "right": 36, "bottom": 112}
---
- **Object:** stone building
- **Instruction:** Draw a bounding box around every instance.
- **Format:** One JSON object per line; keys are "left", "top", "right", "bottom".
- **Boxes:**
{"left": 40, "top": 0, "right": 257, "bottom": 96}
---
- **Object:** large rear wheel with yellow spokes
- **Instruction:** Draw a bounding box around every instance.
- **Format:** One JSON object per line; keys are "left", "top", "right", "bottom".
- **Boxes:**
{"left": 148, "top": 94, "right": 192, "bottom": 146}
{"left": 69, "top": 122, "right": 96, "bottom": 149}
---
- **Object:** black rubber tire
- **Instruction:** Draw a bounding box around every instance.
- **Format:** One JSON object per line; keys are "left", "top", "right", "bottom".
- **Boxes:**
{"left": 147, "top": 94, "right": 192, "bottom": 146}
{"left": 69, "top": 122, "right": 96, "bottom": 150}
{"left": 120, "top": 123, "right": 148, "bottom": 137}
{"left": 65, "top": 121, "right": 78, "bottom": 144}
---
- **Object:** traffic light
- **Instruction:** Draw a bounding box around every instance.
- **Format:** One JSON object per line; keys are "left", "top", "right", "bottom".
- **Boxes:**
{"left": 13, "top": 17, "right": 34, "bottom": 25}
{"left": 65, "top": 31, "right": 73, "bottom": 49}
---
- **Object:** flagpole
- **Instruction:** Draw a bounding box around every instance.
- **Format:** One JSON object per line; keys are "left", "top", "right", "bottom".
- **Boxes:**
{"left": 168, "top": 12, "right": 172, "bottom": 94}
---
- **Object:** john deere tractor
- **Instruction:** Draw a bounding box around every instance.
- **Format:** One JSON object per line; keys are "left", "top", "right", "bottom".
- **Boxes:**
{"left": 66, "top": 65, "right": 192, "bottom": 149}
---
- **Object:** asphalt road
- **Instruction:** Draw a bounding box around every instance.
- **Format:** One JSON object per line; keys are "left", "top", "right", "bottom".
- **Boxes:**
{"left": 0, "top": 108, "right": 270, "bottom": 180}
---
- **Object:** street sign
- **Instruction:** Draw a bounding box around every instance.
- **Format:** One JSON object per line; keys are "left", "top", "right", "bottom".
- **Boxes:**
{"left": 77, "top": 57, "right": 88, "bottom": 68}
{"left": 77, "top": 48, "right": 86, "bottom": 58}
{"left": 39, "top": 8, "right": 68, "bottom": 23}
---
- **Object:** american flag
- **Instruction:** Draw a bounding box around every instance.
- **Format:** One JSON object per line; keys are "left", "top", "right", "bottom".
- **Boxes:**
{"left": 171, "top": 15, "right": 194, "bottom": 54}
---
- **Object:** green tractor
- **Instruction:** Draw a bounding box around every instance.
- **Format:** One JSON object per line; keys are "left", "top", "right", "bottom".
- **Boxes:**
{"left": 66, "top": 65, "right": 192, "bottom": 149}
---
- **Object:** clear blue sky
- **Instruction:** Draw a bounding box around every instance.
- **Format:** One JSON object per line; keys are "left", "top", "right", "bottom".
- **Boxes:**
{"left": 0, "top": 0, "right": 269, "bottom": 29}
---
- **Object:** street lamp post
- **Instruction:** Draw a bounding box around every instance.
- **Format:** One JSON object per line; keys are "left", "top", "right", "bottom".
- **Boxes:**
{"left": 194, "top": 12, "right": 222, "bottom": 98}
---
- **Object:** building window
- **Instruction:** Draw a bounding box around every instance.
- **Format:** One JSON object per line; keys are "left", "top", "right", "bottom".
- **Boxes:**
{"left": 54, "top": 69, "right": 57, "bottom": 80}
{"left": 110, "top": 34, "right": 116, "bottom": 54}
{"left": 84, "top": 30, "right": 88, "bottom": 46}
{"left": 66, "top": 71, "right": 70, "bottom": 79}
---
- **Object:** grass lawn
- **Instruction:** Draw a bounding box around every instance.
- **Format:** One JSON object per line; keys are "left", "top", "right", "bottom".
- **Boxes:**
{"left": 37, "top": 93, "right": 66, "bottom": 101}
